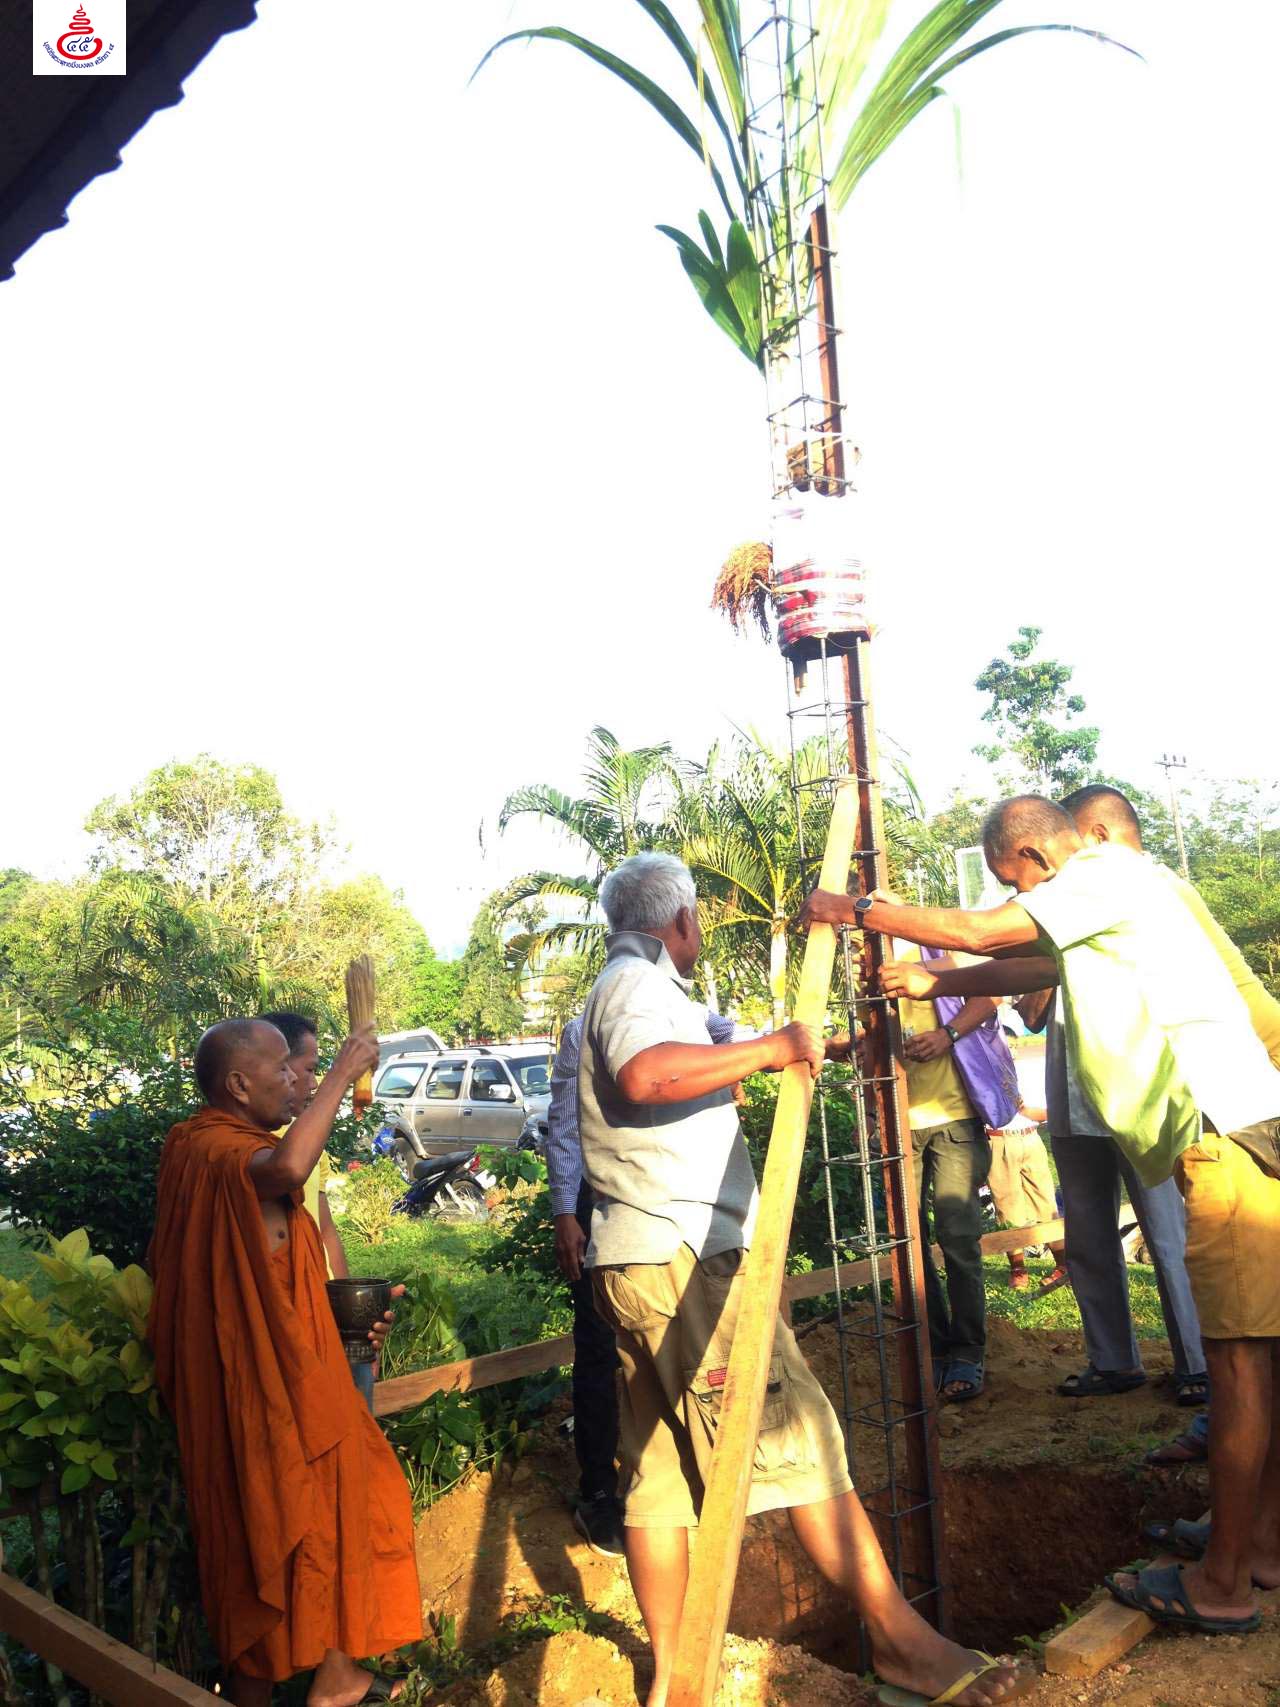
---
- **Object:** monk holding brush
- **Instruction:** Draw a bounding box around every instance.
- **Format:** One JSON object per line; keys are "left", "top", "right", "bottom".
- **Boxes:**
{"left": 148, "top": 1018, "right": 422, "bottom": 1705}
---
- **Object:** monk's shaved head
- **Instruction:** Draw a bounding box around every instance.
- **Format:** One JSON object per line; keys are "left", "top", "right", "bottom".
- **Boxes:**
{"left": 194, "top": 1019, "right": 286, "bottom": 1102}
{"left": 982, "top": 794, "right": 1077, "bottom": 864}
{"left": 1060, "top": 784, "right": 1143, "bottom": 850}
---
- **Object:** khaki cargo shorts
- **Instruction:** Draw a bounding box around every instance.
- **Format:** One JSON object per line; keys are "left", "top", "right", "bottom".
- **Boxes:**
{"left": 986, "top": 1128, "right": 1056, "bottom": 1229}
{"left": 1178, "top": 1125, "right": 1280, "bottom": 1339}
{"left": 591, "top": 1243, "right": 853, "bottom": 1529}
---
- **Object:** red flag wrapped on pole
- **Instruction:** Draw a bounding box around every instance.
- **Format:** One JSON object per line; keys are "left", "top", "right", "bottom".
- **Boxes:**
{"left": 344, "top": 955, "right": 376, "bottom": 1113}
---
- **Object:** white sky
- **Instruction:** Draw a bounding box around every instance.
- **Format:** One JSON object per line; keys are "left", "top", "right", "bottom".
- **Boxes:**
{"left": 2, "top": 0, "right": 1277, "bottom": 955}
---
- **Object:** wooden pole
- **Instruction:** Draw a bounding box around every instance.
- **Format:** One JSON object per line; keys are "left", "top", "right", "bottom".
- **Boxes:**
{"left": 665, "top": 780, "right": 860, "bottom": 1707}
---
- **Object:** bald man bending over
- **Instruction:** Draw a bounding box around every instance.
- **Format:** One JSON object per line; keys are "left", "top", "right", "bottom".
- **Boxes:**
{"left": 148, "top": 1020, "right": 423, "bottom": 1706}
{"left": 797, "top": 795, "right": 1280, "bottom": 1643}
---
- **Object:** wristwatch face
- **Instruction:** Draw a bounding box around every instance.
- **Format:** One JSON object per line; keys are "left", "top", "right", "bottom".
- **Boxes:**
{"left": 944, "top": 1024, "right": 960, "bottom": 1044}
{"left": 853, "top": 896, "right": 873, "bottom": 915}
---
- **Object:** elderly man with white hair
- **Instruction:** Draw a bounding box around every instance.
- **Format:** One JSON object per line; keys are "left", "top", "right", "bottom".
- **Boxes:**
{"left": 578, "top": 851, "right": 1030, "bottom": 1707}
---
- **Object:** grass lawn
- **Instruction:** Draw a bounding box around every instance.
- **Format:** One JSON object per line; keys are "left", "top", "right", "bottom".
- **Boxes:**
{"left": 335, "top": 1212, "right": 571, "bottom": 1374}
{"left": 982, "top": 1250, "right": 1166, "bottom": 1336}
{"left": 0, "top": 1226, "right": 50, "bottom": 1295}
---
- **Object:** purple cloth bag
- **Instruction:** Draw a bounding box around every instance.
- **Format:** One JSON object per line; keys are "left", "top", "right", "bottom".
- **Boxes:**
{"left": 920, "top": 945, "right": 1020, "bottom": 1130}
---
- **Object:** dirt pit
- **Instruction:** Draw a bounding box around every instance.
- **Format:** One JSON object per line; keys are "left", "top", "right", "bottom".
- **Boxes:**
{"left": 413, "top": 1316, "right": 1234, "bottom": 1704}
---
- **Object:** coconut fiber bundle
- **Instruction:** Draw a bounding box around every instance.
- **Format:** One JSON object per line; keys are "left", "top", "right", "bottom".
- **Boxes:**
{"left": 345, "top": 954, "right": 376, "bottom": 1112}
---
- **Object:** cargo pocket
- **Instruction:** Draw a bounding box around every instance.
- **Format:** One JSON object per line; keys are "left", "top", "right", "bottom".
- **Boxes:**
{"left": 687, "top": 1354, "right": 796, "bottom": 1476}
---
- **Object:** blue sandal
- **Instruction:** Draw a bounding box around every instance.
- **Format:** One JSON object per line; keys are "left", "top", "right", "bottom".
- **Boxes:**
{"left": 1105, "top": 1561, "right": 1260, "bottom": 1634}
{"left": 941, "top": 1359, "right": 983, "bottom": 1403}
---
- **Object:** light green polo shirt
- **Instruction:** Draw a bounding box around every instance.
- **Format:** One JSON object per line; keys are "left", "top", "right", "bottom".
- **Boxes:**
{"left": 1019, "top": 843, "right": 1280, "bottom": 1185}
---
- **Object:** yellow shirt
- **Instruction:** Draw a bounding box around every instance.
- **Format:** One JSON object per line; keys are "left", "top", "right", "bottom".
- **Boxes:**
{"left": 894, "top": 943, "right": 973, "bottom": 1129}
{"left": 1162, "top": 867, "right": 1280, "bottom": 1068}
{"left": 274, "top": 1130, "right": 335, "bottom": 1278}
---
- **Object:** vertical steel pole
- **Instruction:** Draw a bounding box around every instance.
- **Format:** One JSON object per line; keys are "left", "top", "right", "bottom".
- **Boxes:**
{"left": 810, "top": 204, "right": 949, "bottom": 1627}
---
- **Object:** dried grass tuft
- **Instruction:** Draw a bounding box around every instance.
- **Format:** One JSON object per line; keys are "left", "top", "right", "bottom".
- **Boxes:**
{"left": 711, "top": 541, "right": 773, "bottom": 640}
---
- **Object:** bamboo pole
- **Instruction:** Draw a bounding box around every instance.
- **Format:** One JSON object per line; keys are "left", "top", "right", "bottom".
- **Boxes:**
{"left": 345, "top": 956, "right": 376, "bottom": 1113}
{"left": 665, "top": 779, "right": 859, "bottom": 1707}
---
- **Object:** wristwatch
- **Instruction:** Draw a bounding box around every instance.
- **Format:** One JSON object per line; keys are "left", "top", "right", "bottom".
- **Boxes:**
{"left": 852, "top": 896, "right": 874, "bottom": 921}
{"left": 943, "top": 1023, "right": 961, "bottom": 1046}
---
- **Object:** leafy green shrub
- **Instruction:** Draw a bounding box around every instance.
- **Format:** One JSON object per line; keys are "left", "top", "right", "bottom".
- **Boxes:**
{"left": 738, "top": 1067, "right": 879, "bottom": 1268}
{"left": 0, "top": 1229, "right": 197, "bottom": 1683}
{"left": 0, "top": 1067, "right": 195, "bottom": 1268}
{"left": 337, "top": 1159, "right": 404, "bottom": 1248}
{"left": 378, "top": 1265, "right": 465, "bottom": 1381}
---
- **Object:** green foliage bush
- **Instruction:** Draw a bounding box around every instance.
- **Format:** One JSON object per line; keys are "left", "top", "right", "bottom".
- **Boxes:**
{"left": 0, "top": 1229, "right": 201, "bottom": 1687}
{"left": 338, "top": 1159, "right": 404, "bottom": 1248}
{"left": 0, "top": 1066, "right": 196, "bottom": 1268}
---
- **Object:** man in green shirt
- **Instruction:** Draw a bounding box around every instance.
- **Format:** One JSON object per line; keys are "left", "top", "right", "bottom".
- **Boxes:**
{"left": 796, "top": 794, "right": 1280, "bottom": 1640}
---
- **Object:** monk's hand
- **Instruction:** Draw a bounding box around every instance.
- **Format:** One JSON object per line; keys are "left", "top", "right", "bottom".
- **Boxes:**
{"left": 792, "top": 888, "right": 854, "bottom": 932}
{"left": 555, "top": 1213, "right": 586, "bottom": 1283}
{"left": 880, "top": 960, "right": 939, "bottom": 1001}
{"left": 905, "top": 1027, "right": 952, "bottom": 1062}
{"left": 332, "top": 1024, "right": 381, "bottom": 1088}
{"left": 824, "top": 1032, "right": 855, "bottom": 1062}
{"left": 368, "top": 1282, "right": 406, "bottom": 1370}
{"left": 768, "top": 1021, "right": 824, "bottom": 1079}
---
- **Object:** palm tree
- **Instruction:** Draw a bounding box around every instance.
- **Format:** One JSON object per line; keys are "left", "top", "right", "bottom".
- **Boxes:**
{"left": 496, "top": 725, "right": 676, "bottom": 974}
{"left": 673, "top": 732, "right": 953, "bottom": 1025}
{"left": 476, "top": 1, "right": 1132, "bottom": 372}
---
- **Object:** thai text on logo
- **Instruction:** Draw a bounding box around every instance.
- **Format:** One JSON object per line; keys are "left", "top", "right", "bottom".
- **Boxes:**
{"left": 44, "top": 5, "right": 116, "bottom": 68}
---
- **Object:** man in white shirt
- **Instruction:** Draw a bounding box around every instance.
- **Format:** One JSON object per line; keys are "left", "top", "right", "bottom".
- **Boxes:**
{"left": 798, "top": 794, "right": 1280, "bottom": 1642}
{"left": 582, "top": 852, "right": 1030, "bottom": 1707}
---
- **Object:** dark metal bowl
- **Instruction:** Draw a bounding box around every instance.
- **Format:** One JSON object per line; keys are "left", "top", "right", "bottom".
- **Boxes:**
{"left": 325, "top": 1277, "right": 391, "bottom": 1363}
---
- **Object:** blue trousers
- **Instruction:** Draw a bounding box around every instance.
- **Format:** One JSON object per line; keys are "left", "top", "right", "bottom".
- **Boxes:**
{"left": 1051, "top": 1133, "right": 1205, "bottom": 1378}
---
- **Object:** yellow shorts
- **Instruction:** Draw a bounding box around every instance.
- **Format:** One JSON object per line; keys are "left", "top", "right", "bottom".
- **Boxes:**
{"left": 1178, "top": 1127, "right": 1280, "bottom": 1339}
{"left": 591, "top": 1243, "right": 853, "bottom": 1529}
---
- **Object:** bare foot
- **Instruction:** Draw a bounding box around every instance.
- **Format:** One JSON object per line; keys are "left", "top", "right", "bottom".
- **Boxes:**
{"left": 874, "top": 1638, "right": 1027, "bottom": 1704}
{"left": 307, "top": 1651, "right": 400, "bottom": 1707}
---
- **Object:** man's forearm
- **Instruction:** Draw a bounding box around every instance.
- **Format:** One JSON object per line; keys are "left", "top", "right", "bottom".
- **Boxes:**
{"left": 866, "top": 897, "right": 1039, "bottom": 953}
{"left": 948, "top": 996, "right": 999, "bottom": 1037}
{"left": 918, "top": 957, "right": 1059, "bottom": 1000}
{"left": 617, "top": 1036, "right": 781, "bottom": 1106}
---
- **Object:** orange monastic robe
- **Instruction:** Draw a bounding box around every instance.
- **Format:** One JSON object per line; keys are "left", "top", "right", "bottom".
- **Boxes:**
{"left": 147, "top": 1106, "right": 423, "bottom": 1681}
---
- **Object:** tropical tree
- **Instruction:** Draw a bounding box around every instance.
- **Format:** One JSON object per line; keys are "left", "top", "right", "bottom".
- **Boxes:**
{"left": 674, "top": 733, "right": 952, "bottom": 1023}
{"left": 496, "top": 725, "right": 675, "bottom": 972}
{"left": 477, "top": 1, "right": 1130, "bottom": 371}
{"left": 973, "top": 624, "right": 1101, "bottom": 792}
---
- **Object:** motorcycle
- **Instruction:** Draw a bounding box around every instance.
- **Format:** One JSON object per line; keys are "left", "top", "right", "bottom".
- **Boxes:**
{"left": 372, "top": 1126, "right": 490, "bottom": 1222}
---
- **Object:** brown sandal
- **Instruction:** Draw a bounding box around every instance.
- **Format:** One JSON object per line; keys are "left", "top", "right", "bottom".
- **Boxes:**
{"left": 1144, "top": 1428, "right": 1208, "bottom": 1466}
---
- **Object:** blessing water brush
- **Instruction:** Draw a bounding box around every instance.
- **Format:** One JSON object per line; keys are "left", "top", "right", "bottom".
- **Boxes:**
{"left": 344, "top": 954, "right": 376, "bottom": 1112}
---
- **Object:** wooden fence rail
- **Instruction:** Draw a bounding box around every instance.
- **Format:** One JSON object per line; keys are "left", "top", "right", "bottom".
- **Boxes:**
{"left": 0, "top": 1572, "right": 220, "bottom": 1706}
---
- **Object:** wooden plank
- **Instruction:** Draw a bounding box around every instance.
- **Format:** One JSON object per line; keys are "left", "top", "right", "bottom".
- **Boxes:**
{"left": 370, "top": 1220, "right": 1066, "bottom": 1416}
{"left": 0, "top": 1572, "right": 219, "bottom": 1706}
{"left": 372, "top": 1333, "right": 574, "bottom": 1416}
{"left": 667, "top": 778, "right": 861, "bottom": 1707}
{"left": 1043, "top": 1512, "right": 1209, "bottom": 1679}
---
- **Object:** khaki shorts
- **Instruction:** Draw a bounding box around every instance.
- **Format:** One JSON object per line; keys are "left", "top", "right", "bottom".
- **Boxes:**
{"left": 1177, "top": 1126, "right": 1280, "bottom": 1339}
{"left": 591, "top": 1243, "right": 853, "bottom": 1529}
{"left": 986, "top": 1129, "right": 1057, "bottom": 1229}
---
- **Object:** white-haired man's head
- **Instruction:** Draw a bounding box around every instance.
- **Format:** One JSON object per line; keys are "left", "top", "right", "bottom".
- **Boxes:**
{"left": 600, "top": 852, "right": 702, "bottom": 975}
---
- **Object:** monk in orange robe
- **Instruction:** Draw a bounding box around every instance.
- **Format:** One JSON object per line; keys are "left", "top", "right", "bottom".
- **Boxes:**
{"left": 148, "top": 1019, "right": 423, "bottom": 1706}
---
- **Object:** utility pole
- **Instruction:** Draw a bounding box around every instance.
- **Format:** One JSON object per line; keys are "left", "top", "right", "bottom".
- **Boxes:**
{"left": 1157, "top": 753, "right": 1190, "bottom": 881}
